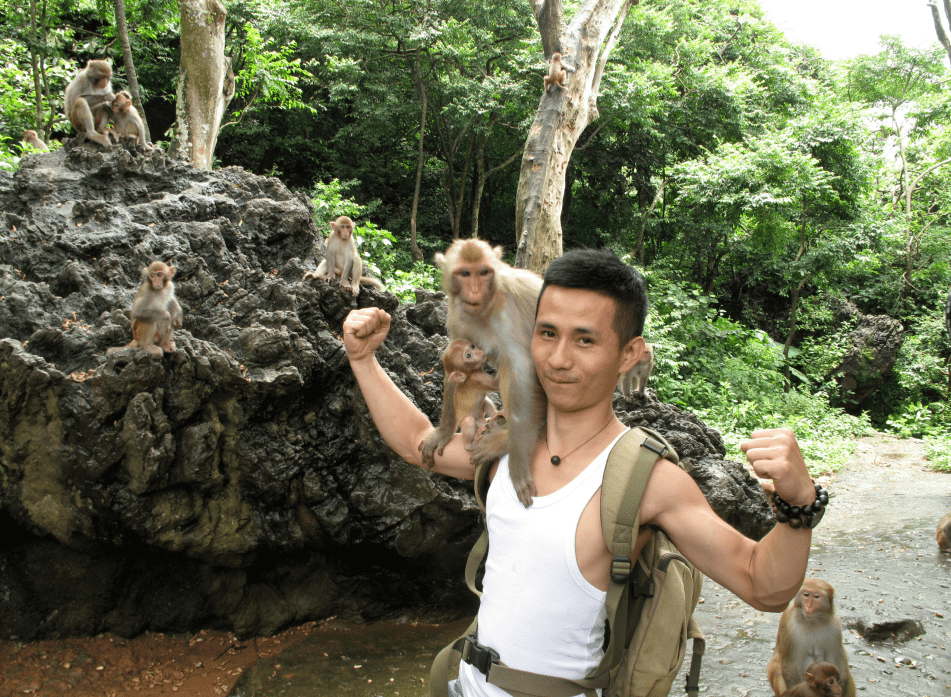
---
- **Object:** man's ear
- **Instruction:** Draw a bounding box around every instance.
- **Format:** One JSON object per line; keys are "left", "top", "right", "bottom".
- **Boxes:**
{"left": 619, "top": 336, "right": 647, "bottom": 375}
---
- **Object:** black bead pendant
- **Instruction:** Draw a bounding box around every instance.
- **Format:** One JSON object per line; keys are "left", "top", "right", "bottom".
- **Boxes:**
{"left": 551, "top": 456, "right": 561, "bottom": 465}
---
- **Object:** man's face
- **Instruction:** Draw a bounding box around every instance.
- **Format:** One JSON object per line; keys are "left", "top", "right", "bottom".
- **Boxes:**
{"left": 532, "top": 286, "right": 644, "bottom": 413}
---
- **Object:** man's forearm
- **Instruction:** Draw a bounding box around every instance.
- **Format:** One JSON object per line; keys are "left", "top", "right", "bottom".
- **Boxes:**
{"left": 349, "top": 355, "right": 433, "bottom": 466}
{"left": 749, "top": 526, "right": 811, "bottom": 611}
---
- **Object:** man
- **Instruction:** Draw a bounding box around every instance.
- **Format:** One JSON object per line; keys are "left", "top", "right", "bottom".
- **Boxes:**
{"left": 343, "top": 249, "right": 815, "bottom": 697}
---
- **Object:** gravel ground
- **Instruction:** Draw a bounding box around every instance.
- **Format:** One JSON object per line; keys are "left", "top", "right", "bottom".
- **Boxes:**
{"left": 679, "top": 434, "right": 951, "bottom": 696}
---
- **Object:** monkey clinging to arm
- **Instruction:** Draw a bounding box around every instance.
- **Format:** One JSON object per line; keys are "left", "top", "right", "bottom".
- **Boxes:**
{"left": 422, "top": 239, "right": 545, "bottom": 507}
{"left": 302, "top": 216, "right": 384, "bottom": 296}
{"left": 64, "top": 59, "right": 115, "bottom": 147}
{"left": 111, "top": 261, "right": 183, "bottom": 356}
{"left": 767, "top": 578, "right": 855, "bottom": 697}
{"left": 420, "top": 340, "right": 500, "bottom": 462}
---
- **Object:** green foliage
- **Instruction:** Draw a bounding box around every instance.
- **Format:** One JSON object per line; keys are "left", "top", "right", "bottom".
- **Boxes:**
{"left": 641, "top": 270, "right": 871, "bottom": 475}
{"left": 926, "top": 433, "right": 951, "bottom": 472}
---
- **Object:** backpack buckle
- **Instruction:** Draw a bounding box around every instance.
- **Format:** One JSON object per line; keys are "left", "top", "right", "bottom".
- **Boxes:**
{"left": 461, "top": 634, "right": 500, "bottom": 676}
{"left": 610, "top": 556, "right": 632, "bottom": 583}
{"left": 641, "top": 437, "right": 668, "bottom": 458}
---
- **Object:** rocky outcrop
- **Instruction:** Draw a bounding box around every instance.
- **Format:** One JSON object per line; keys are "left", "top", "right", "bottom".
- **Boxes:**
{"left": 829, "top": 300, "right": 904, "bottom": 409}
{"left": 0, "top": 144, "right": 772, "bottom": 642}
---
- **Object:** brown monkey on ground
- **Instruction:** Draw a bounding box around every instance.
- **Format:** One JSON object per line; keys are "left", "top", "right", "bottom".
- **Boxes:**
{"left": 22, "top": 130, "right": 49, "bottom": 151}
{"left": 438, "top": 340, "right": 500, "bottom": 453}
{"left": 421, "top": 239, "right": 544, "bottom": 507}
{"left": 111, "top": 262, "right": 183, "bottom": 356}
{"left": 543, "top": 52, "right": 568, "bottom": 91}
{"left": 781, "top": 662, "right": 842, "bottom": 697}
{"left": 938, "top": 511, "right": 951, "bottom": 551}
{"left": 108, "top": 90, "right": 150, "bottom": 149}
{"left": 64, "top": 59, "right": 115, "bottom": 147}
{"left": 619, "top": 341, "right": 653, "bottom": 399}
{"left": 302, "top": 216, "right": 383, "bottom": 296}
{"left": 767, "top": 578, "right": 855, "bottom": 697}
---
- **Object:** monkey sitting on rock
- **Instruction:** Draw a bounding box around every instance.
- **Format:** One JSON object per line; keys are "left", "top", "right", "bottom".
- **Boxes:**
{"left": 302, "top": 216, "right": 384, "bottom": 296}
{"left": 110, "top": 261, "right": 183, "bottom": 356}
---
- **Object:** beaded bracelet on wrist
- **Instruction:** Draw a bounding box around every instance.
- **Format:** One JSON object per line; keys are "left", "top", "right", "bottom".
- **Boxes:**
{"left": 772, "top": 481, "right": 829, "bottom": 529}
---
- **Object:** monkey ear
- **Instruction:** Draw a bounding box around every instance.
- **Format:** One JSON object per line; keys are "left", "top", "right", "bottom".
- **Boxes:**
{"left": 167, "top": 265, "right": 176, "bottom": 277}
{"left": 434, "top": 253, "right": 446, "bottom": 267}
{"left": 448, "top": 371, "right": 467, "bottom": 383}
{"left": 491, "top": 246, "right": 503, "bottom": 259}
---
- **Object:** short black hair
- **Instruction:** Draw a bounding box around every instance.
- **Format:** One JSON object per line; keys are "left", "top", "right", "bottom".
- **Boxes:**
{"left": 538, "top": 249, "right": 648, "bottom": 345}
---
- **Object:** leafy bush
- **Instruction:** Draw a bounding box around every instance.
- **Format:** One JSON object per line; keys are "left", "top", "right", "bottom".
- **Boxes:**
{"left": 642, "top": 271, "right": 872, "bottom": 475}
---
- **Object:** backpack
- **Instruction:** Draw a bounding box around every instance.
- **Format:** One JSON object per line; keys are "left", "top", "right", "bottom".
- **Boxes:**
{"left": 430, "top": 426, "right": 706, "bottom": 697}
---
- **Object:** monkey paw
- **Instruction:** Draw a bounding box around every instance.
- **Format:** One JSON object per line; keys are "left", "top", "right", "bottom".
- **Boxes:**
{"left": 143, "top": 344, "right": 163, "bottom": 357}
{"left": 514, "top": 479, "right": 537, "bottom": 508}
{"left": 162, "top": 341, "right": 176, "bottom": 353}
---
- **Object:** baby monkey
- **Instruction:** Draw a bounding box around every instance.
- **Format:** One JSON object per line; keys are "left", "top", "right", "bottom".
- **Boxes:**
{"left": 781, "top": 662, "right": 842, "bottom": 697}
{"left": 441, "top": 339, "right": 500, "bottom": 454}
{"left": 112, "top": 261, "right": 183, "bottom": 356}
{"left": 108, "top": 90, "right": 150, "bottom": 149}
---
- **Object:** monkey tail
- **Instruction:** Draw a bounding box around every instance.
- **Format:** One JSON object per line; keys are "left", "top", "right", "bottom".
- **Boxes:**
{"left": 359, "top": 276, "right": 384, "bottom": 290}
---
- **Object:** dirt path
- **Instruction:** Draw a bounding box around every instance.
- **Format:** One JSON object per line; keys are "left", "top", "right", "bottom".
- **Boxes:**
{"left": 682, "top": 434, "right": 951, "bottom": 696}
{"left": 2, "top": 434, "right": 949, "bottom": 697}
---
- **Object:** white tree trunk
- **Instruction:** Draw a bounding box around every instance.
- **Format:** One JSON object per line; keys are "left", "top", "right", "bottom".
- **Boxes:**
{"left": 515, "top": 0, "right": 634, "bottom": 272}
{"left": 172, "top": 0, "right": 235, "bottom": 169}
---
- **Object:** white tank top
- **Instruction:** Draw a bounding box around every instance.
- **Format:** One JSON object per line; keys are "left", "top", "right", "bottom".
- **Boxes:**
{"left": 458, "top": 431, "right": 626, "bottom": 697}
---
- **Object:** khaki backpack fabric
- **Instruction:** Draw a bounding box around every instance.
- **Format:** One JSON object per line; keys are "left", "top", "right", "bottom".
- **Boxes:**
{"left": 430, "top": 427, "right": 706, "bottom": 697}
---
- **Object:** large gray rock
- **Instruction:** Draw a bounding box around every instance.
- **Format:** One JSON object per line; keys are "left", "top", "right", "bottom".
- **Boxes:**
{"left": 0, "top": 144, "right": 773, "bottom": 641}
{"left": 829, "top": 300, "right": 904, "bottom": 409}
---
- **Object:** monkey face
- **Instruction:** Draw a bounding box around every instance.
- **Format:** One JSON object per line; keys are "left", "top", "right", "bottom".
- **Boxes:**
{"left": 331, "top": 217, "right": 354, "bottom": 240}
{"left": 533, "top": 286, "right": 638, "bottom": 412}
{"left": 797, "top": 581, "right": 832, "bottom": 617}
{"left": 451, "top": 262, "right": 495, "bottom": 315}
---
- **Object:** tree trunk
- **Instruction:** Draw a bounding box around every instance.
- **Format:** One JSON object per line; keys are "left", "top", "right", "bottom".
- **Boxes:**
{"left": 929, "top": 1, "right": 951, "bottom": 66}
{"left": 113, "top": 0, "right": 152, "bottom": 143}
{"left": 171, "top": 0, "right": 234, "bottom": 169}
{"left": 515, "top": 0, "right": 634, "bottom": 272}
{"left": 409, "top": 62, "right": 427, "bottom": 263}
{"left": 27, "top": 0, "right": 43, "bottom": 129}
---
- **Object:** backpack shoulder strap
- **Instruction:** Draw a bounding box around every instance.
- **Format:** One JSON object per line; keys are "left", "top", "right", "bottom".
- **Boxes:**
{"left": 595, "top": 426, "right": 680, "bottom": 675}
{"left": 600, "top": 426, "right": 678, "bottom": 563}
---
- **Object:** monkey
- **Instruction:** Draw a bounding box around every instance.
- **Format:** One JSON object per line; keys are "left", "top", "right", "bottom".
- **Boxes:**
{"left": 781, "top": 662, "right": 843, "bottom": 697}
{"left": 22, "top": 130, "right": 49, "bottom": 152}
{"left": 767, "top": 579, "right": 855, "bottom": 697}
{"left": 302, "top": 216, "right": 383, "bottom": 296}
{"left": 938, "top": 511, "right": 951, "bottom": 551}
{"left": 618, "top": 341, "right": 654, "bottom": 399}
{"left": 433, "top": 340, "right": 501, "bottom": 454}
{"left": 108, "top": 90, "right": 150, "bottom": 149}
{"left": 543, "top": 52, "right": 571, "bottom": 92}
{"left": 421, "top": 239, "right": 545, "bottom": 507}
{"left": 64, "top": 59, "right": 115, "bottom": 147}
{"left": 111, "top": 262, "right": 183, "bottom": 356}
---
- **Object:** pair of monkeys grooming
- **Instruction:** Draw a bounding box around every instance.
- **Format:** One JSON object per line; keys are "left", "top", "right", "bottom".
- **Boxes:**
{"left": 65, "top": 59, "right": 148, "bottom": 148}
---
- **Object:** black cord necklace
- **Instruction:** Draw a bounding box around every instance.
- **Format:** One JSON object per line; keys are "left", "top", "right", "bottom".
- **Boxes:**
{"left": 545, "top": 417, "right": 614, "bottom": 466}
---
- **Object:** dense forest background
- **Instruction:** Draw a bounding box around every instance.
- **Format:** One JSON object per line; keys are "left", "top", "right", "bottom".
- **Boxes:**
{"left": 2, "top": 0, "right": 949, "bottom": 472}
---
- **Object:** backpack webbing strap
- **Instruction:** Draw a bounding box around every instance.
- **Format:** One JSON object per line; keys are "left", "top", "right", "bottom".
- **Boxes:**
{"left": 430, "top": 618, "right": 477, "bottom": 697}
{"left": 685, "top": 617, "right": 705, "bottom": 697}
